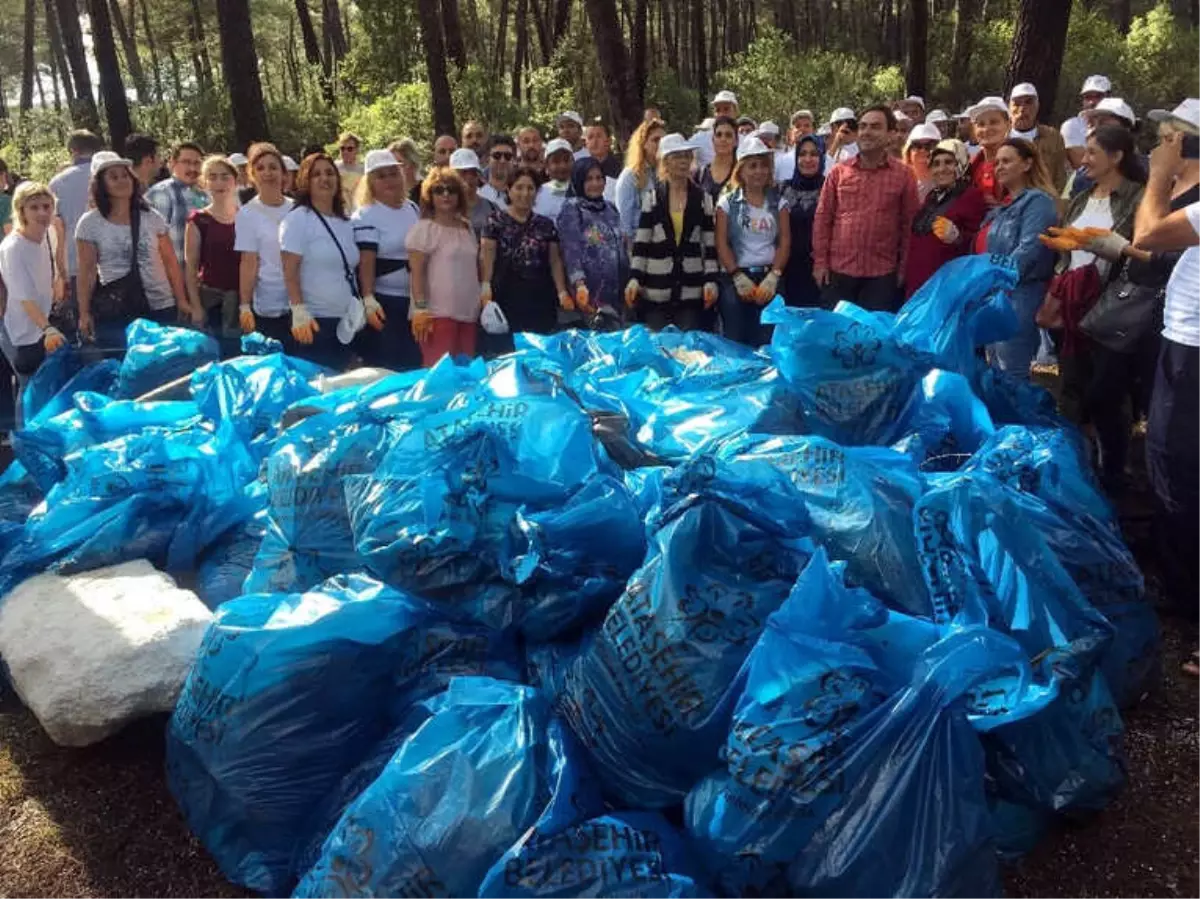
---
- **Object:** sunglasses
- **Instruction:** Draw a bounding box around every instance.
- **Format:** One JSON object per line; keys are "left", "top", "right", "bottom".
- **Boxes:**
{"left": 431, "top": 185, "right": 461, "bottom": 196}
{"left": 340, "top": 145, "right": 357, "bottom": 152}
{"left": 911, "top": 142, "right": 938, "bottom": 151}
{"left": 491, "top": 151, "right": 514, "bottom": 161}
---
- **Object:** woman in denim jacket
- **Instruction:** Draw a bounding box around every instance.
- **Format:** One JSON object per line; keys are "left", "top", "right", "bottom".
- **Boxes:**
{"left": 980, "top": 138, "right": 1060, "bottom": 375}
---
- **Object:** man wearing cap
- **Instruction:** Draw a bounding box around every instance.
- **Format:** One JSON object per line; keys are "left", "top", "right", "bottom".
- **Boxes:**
{"left": 556, "top": 112, "right": 584, "bottom": 153}
{"left": 692, "top": 90, "right": 739, "bottom": 167}
{"left": 1131, "top": 117, "right": 1200, "bottom": 667}
{"left": 1009, "top": 83, "right": 1068, "bottom": 191}
{"left": 790, "top": 110, "right": 815, "bottom": 143}
{"left": 450, "top": 148, "right": 498, "bottom": 236}
{"left": 1062, "top": 74, "right": 1111, "bottom": 169}
{"left": 756, "top": 121, "right": 781, "bottom": 151}
{"left": 736, "top": 116, "right": 758, "bottom": 139}
{"left": 925, "top": 110, "right": 952, "bottom": 140}
{"left": 825, "top": 108, "right": 860, "bottom": 170}
{"left": 812, "top": 104, "right": 919, "bottom": 312}
{"left": 899, "top": 96, "right": 925, "bottom": 124}
{"left": 281, "top": 156, "right": 299, "bottom": 197}
{"left": 534, "top": 138, "right": 577, "bottom": 219}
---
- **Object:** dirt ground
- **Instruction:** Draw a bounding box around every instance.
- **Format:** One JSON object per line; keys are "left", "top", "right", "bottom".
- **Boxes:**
{"left": 0, "top": 460, "right": 1195, "bottom": 897}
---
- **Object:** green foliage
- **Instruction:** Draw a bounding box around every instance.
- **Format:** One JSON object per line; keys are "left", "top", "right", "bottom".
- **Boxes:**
{"left": 1120, "top": 3, "right": 1200, "bottom": 119}
{"left": 337, "top": 81, "right": 432, "bottom": 152}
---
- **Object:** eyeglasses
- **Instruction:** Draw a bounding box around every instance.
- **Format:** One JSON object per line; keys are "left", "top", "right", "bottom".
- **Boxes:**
{"left": 431, "top": 185, "right": 460, "bottom": 196}
{"left": 490, "top": 151, "right": 514, "bottom": 161}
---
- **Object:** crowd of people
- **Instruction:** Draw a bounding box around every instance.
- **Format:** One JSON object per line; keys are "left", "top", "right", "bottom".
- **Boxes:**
{"left": 0, "top": 77, "right": 1195, "bottom": 666}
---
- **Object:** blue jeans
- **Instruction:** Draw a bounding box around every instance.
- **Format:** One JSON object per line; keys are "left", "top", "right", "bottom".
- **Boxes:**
{"left": 718, "top": 269, "right": 771, "bottom": 347}
{"left": 987, "top": 282, "right": 1045, "bottom": 377}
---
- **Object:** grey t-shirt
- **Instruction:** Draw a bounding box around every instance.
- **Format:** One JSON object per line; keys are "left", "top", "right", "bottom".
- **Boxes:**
{"left": 75, "top": 207, "right": 175, "bottom": 310}
{"left": 468, "top": 196, "right": 498, "bottom": 237}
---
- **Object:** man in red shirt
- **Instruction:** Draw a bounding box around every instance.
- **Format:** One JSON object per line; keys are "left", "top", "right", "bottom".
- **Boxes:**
{"left": 812, "top": 105, "right": 920, "bottom": 312}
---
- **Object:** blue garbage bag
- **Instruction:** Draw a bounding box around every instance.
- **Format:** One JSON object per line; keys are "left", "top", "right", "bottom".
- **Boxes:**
{"left": 525, "top": 633, "right": 595, "bottom": 701}
{"left": 661, "top": 432, "right": 931, "bottom": 618}
{"left": 20, "top": 355, "right": 120, "bottom": 428}
{"left": 557, "top": 492, "right": 812, "bottom": 808}
{"left": 479, "top": 810, "right": 705, "bottom": 898}
{"left": 913, "top": 473, "right": 1126, "bottom": 846}
{"left": 624, "top": 466, "right": 669, "bottom": 519}
{"left": 0, "top": 461, "right": 43, "bottom": 562}
{"left": 762, "top": 298, "right": 933, "bottom": 445}
{"left": 12, "top": 393, "right": 205, "bottom": 492}
{"left": 971, "top": 358, "right": 1061, "bottom": 428}
{"left": 685, "top": 551, "right": 1008, "bottom": 898}
{"left": 190, "top": 353, "right": 323, "bottom": 450}
{"left": 293, "top": 677, "right": 601, "bottom": 899}
{"left": 193, "top": 498, "right": 269, "bottom": 609}
{"left": 891, "top": 369, "right": 996, "bottom": 469}
{"left": 892, "top": 254, "right": 1019, "bottom": 376}
{"left": 115, "top": 318, "right": 220, "bottom": 399}
{"left": 167, "top": 576, "right": 520, "bottom": 895}
{"left": 345, "top": 365, "right": 640, "bottom": 638}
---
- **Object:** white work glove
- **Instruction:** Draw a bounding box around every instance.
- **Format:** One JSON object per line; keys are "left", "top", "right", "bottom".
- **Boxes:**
{"left": 43, "top": 325, "right": 66, "bottom": 353}
{"left": 1084, "top": 231, "right": 1131, "bottom": 263}
{"left": 480, "top": 281, "right": 493, "bottom": 306}
{"left": 732, "top": 271, "right": 756, "bottom": 299}
{"left": 363, "top": 293, "right": 386, "bottom": 330}
{"left": 624, "top": 279, "right": 640, "bottom": 308}
{"left": 239, "top": 304, "right": 256, "bottom": 334}
{"left": 290, "top": 303, "right": 319, "bottom": 345}
{"left": 932, "top": 216, "right": 960, "bottom": 245}
{"left": 754, "top": 271, "right": 779, "bottom": 304}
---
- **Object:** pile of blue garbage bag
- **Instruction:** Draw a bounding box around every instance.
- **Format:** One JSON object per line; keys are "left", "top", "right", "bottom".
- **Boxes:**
{"left": 0, "top": 255, "right": 1159, "bottom": 897}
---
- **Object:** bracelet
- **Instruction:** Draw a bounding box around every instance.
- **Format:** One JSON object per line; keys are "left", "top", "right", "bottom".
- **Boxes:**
{"left": 412, "top": 297, "right": 429, "bottom": 311}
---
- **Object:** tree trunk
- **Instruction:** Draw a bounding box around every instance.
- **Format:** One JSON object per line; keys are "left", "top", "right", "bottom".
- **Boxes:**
{"left": 908, "top": 0, "right": 927, "bottom": 99}
{"left": 44, "top": 0, "right": 74, "bottom": 103}
{"left": 949, "top": 0, "right": 977, "bottom": 105}
{"left": 20, "top": 0, "right": 36, "bottom": 116}
{"left": 137, "top": 0, "right": 164, "bottom": 102}
{"left": 322, "top": 0, "right": 348, "bottom": 62}
{"left": 494, "top": 0, "right": 509, "bottom": 78}
{"left": 442, "top": 0, "right": 468, "bottom": 68}
{"left": 35, "top": 61, "right": 48, "bottom": 109}
{"left": 294, "top": 0, "right": 333, "bottom": 103}
{"left": 166, "top": 41, "right": 185, "bottom": 100}
{"left": 1111, "top": 0, "right": 1131, "bottom": 33}
{"left": 416, "top": 0, "right": 456, "bottom": 136}
{"left": 632, "top": 0, "right": 647, "bottom": 105}
{"left": 692, "top": 0, "right": 707, "bottom": 107}
{"left": 54, "top": 0, "right": 100, "bottom": 130}
{"left": 286, "top": 17, "right": 302, "bottom": 95}
{"left": 108, "top": 0, "right": 146, "bottom": 100}
{"left": 215, "top": 0, "right": 269, "bottom": 147}
{"left": 512, "top": 0, "right": 527, "bottom": 102}
{"left": 551, "top": 0, "right": 570, "bottom": 40}
{"left": 49, "top": 44, "right": 64, "bottom": 110}
{"left": 1004, "top": 0, "right": 1072, "bottom": 121}
{"left": 85, "top": 0, "right": 133, "bottom": 152}
{"left": 530, "top": 0, "right": 552, "bottom": 65}
{"left": 190, "top": 0, "right": 215, "bottom": 90}
{"left": 582, "top": 0, "right": 639, "bottom": 139}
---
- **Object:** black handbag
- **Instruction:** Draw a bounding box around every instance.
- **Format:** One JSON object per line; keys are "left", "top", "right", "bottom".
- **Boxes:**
{"left": 1079, "top": 259, "right": 1163, "bottom": 354}
{"left": 91, "top": 205, "right": 150, "bottom": 322}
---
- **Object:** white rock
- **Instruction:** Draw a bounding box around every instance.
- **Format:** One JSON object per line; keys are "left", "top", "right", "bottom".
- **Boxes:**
{"left": 0, "top": 560, "right": 213, "bottom": 747}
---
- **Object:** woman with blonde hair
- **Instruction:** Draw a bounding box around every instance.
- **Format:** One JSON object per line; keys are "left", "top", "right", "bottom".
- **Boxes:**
{"left": 184, "top": 155, "right": 240, "bottom": 353}
{"left": 614, "top": 117, "right": 666, "bottom": 238}
{"left": 235, "top": 142, "right": 295, "bottom": 347}
{"left": 389, "top": 138, "right": 423, "bottom": 204}
{"left": 0, "top": 182, "right": 67, "bottom": 404}
{"left": 352, "top": 149, "right": 421, "bottom": 370}
{"left": 405, "top": 166, "right": 481, "bottom": 365}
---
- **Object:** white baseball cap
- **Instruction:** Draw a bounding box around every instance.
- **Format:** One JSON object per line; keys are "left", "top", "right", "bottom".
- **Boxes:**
{"left": 1010, "top": 82, "right": 1039, "bottom": 101}
{"left": 695, "top": 117, "right": 715, "bottom": 132}
{"left": 894, "top": 110, "right": 912, "bottom": 124}
{"left": 757, "top": 120, "right": 781, "bottom": 138}
{"left": 90, "top": 151, "right": 133, "bottom": 178}
{"left": 1081, "top": 75, "right": 1112, "bottom": 95}
{"left": 904, "top": 95, "right": 925, "bottom": 108}
{"left": 228, "top": 152, "right": 249, "bottom": 166}
{"left": 905, "top": 123, "right": 942, "bottom": 147}
{"left": 545, "top": 137, "right": 574, "bottom": 158}
{"left": 711, "top": 90, "right": 738, "bottom": 107}
{"left": 736, "top": 135, "right": 772, "bottom": 160}
{"left": 954, "top": 109, "right": 972, "bottom": 120}
{"left": 791, "top": 109, "right": 814, "bottom": 124}
{"left": 925, "top": 109, "right": 949, "bottom": 124}
{"left": 1147, "top": 98, "right": 1200, "bottom": 136}
{"left": 557, "top": 110, "right": 584, "bottom": 126}
{"left": 828, "top": 107, "right": 856, "bottom": 125}
{"left": 658, "top": 133, "right": 698, "bottom": 157}
{"left": 364, "top": 148, "right": 401, "bottom": 174}
{"left": 817, "top": 124, "right": 832, "bottom": 136}
{"left": 282, "top": 155, "right": 299, "bottom": 172}
{"left": 449, "top": 148, "right": 483, "bottom": 171}
{"left": 1084, "top": 97, "right": 1136, "bottom": 126}
{"left": 966, "top": 96, "right": 1010, "bottom": 120}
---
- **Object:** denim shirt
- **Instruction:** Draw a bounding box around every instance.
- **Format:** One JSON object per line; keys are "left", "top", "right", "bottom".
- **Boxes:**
{"left": 721, "top": 186, "right": 784, "bottom": 267}
{"left": 615, "top": 167, "right": 657, "bottom": 239}
{"left": 983, "top": 188, "right": 1058, "bottom": 285}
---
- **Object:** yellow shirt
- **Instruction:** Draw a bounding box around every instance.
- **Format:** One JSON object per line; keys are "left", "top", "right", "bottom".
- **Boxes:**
{"left": 670, "top": 210, "right": 684, "bottom": 244}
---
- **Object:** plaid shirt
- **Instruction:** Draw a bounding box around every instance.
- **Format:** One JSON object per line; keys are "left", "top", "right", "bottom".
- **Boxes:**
{"left": 812, "top": 154, "right": 919, "bottom": 279}
{"left": 145, "top": 177, "right": 208, "bottom": 262}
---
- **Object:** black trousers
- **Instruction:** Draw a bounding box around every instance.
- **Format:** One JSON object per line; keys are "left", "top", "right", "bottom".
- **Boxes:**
{"left": 1145, "top": 338, "right": 1198, "bottom": 616}
{"left": 820, "top": 272, "right": 901, "bottom": 313}
{"left": 639, "top": 300, "right": 707, "bottom": 332}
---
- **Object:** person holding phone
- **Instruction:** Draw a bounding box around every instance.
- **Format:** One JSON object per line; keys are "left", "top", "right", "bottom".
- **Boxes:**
{"left": 824, "top": 108, "right": 859, "bottom": 168}
{"left": 1124, "top": 104, "right": 1200, "bottom": 675}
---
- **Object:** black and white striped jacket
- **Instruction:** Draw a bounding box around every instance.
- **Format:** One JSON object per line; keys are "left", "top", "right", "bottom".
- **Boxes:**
{"left": 630, "top": 181, "right": 718, "bottom": 305}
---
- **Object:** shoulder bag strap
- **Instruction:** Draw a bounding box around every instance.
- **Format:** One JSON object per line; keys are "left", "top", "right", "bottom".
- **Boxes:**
{"left": 312, "top": 209, "right": 361, "bottom": 299}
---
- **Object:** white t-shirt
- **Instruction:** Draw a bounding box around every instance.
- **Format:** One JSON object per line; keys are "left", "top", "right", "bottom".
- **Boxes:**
{"left": 234, "top": 196, "right": 294, "bottom": 316}
{"left": 49, "top": 160, "right": 90, "bottom": 276}
{"left": 774, "top": 150, "right": 795, "bottom": 185}
{"left": 1067, "top": 195, "right": 1115, "bottom": 279}
{"left": 479, "top": 183, "right": 509, "bottom": 211}
{"left": 1163, "top": 202, "right": 1200, "bottom": 347}
{"left": 278, "top": 206, "right": 361, "bottom": 318}
{"left": 1010, "top": 125, "right": 1039, "bottom": 141}
{"left": 534, "top": 181, "right": 570, "bottom": 220}
{"left": 75, "top": 207, "right": 175, "bottom": 310}
{"left": 352, "top": 200, "right": 419, "bottom": 298}
{"left": 692, "top": 130, "right": 716, "bottom": 167}
{"left": 1061, "top": 116, "right": 1088, "bottom": 150}
{"left": 826, "top": 142, "right": 859, "bottom": 170}
{"left": 0, "top": 230, "right": 53, "bottom": 347}
{"left": 718, "top": 192, "right": 788, "bottom": 268}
